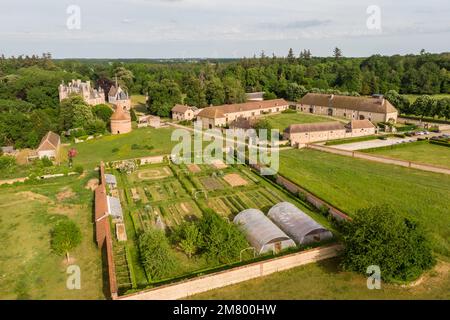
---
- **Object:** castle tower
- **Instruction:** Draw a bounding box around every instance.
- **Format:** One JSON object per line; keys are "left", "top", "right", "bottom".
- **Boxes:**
{"left": 110, "top": 105, "right": 132, "bottom": 135}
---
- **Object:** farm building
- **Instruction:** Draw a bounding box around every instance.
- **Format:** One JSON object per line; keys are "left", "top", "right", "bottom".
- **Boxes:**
{"left": 268, "top": 202, "right": 333, "bottom": 245}
{"left": 104, "top": 174, "right": 117, "bottom": 189}
{"left": 107, "top": 196, "right": 123, "bottom": 222}
{"left": 233, "top": 209, "right": 296, "bottom": 254}
{"left": 296, "top": 93, "right": 398, "bottom": 123}
{"left": 37, "top": 131, "right": 61, "bottom": 159}
{"left": 171, "top": 104, "right": 198, "bottom": 121}
{"left": 137, "top": 115, "right": 161, "bottom": 128}
{"left": 196, "top": 99, "right": 289, "bottom": 129}
{"left": 283, "top": 122, "right": 346, "bottom": 145}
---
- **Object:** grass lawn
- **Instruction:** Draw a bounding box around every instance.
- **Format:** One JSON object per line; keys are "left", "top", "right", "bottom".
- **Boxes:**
{"left": 363, "top": 141, "right": 450, "bottom": 168}
{"left": 262, "top": 112, "right": 332, "bottom": 132}
{"left": 67, "top": 127, "right": 177, "bottom": 170}
{"left": 279, "top": 148, "right": 450, "bottom": 256}
{"left": 130, "top": 95, "right": 147, "bottom": 113}
{"left": 0, "top": 174, "right": 105, "bottom": 299}
{"left": 191, "top": 256, "right": 450, "bottom": 300}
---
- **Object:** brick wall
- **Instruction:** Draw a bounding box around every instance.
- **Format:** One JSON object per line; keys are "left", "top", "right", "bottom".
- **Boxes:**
{"left": 95, "top": 162, "right": 118, "bottom": 299}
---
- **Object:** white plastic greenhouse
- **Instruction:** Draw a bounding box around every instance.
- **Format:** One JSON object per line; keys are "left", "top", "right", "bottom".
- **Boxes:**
{"left": 268, "top": 202, "right": 333, "bottom": 245}
{"left": 233, "top": 209, "right": 296, "bottom": 254}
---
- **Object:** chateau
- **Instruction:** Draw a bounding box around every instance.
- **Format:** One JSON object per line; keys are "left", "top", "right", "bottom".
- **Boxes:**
{"left": 59, "top": 79, "right": 105, "bottom": 105}
{"left": 296, "top": 93, "right": 398, "bottom": 123}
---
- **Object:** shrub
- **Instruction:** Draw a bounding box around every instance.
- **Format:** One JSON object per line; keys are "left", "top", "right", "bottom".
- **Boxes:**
{"left": 319, "top": 204, "right": 329, "bottom": 217}
{"left": 51, "top": 219, "right": 82, "bottom": 262}
{"left": 197, "top": 209, "right": 248, "bottom": 264}
{"left": 112, "top": 147, "right": 119, "bottom": 153}
{"left": 341, "top": 205, "right": 435, "bottom": 283}
{"left": 74, "top": 165, "right": 84, "bottom": 174}
{"left": 138, "top": 229, "right": 177, "bottom": 281}
{"left": 281, "top": 108, "right": 296, "bottom": 114}
{"left": 297, "top": 191, "right": 307, "bottom": 202}
{"left": 41, "top": 156, "right": 53, "bottom": 167}
{"left": 0, "top": 156, "right": 16, "bottom": 171}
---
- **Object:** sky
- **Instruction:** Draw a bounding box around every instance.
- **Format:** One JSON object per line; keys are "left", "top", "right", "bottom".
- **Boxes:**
{"left": 1, "top": 0, "right": 449, "bottom": 58}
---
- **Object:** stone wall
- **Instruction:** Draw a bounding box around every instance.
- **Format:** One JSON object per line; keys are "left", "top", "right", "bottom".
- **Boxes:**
{"left": 118, "top": 244, "right": 342, "bottom": 300}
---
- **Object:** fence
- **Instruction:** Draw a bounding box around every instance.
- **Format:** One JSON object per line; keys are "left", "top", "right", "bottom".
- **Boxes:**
{"left": 118, "top": 244, "right": 342, "bottom": 300}
{"left": 308, "top": 144, "right": 450, "bottom": 175}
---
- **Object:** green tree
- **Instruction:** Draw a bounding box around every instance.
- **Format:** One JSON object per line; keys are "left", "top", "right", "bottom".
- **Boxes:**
{"left": 410, "top": 95, "right": 436, "bottom": 120}
{"left": 333, "top": 47, "right": 342, "bottom": 59}
{"left": 384, "top": 90, "right": 410, "bottom": 114}
{"left": 223, "top": 77, "right": 246, "bottom": 104}
{"left": 92, "top": 104, "right": 113, "bottom": 123}
{"left": 138, "top": 229, "right": 177, "bottom": 280}
{"left": 147, "top": 79, "right": 182, "bottom": 117}
{"left": 173, "top": 222, "right": 201, "bottom": 258}
{"left": 59, "top": 95, "right": 94, "bottom": 130}
{"left": 286, "top": 83, "right": 307, "bottom": 101}
{"left": 184, "top": 76, "right": 207, "bottom": 107}
{"left": 341, "top": 205, "right": 435, "bottom": 283}
{"left": 51, "top": 220, "right": 82, "bottom": 262}
{"left": 253, "top": 118, "right": 274, "bottom": 140}
{"left": 197, "top": 210, "right": 248, "bottom": 264}
{"left": 206, "top": 77, "right": 225, "bottom": 105}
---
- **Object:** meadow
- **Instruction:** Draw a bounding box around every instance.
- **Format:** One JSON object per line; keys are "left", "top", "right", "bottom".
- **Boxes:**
{"left": 263, "top": 112, "right": 332, "bottom": 132}
{"left": 68, "top": 127, "right": 177, "bottom": 169}
{"left": 279, "top": 148, "right": 450, "bottom": 256}
{"left": 363, "top": 141, "right": 450, "bottom": 168}
{"left": 0, "top": 174, "right": 104, "bottom": 300}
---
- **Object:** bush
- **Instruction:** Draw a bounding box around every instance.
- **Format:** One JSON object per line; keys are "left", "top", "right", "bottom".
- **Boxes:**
{"left": 74, "top": 165, "right": 84, "bottom": 174}
{"left": 138, "top": 229, "right": 177, "bottom": 281}
{"left": 51, "top": 219, "right": 82, "bottom": 262}
{"left": 281, "top": 108, "right": 296, "bottom": 114}
{"left": 341, "top": 205, "right": 435, "bottom": 283}
{"left": 197, "top": 210, "right": 248, "bottom": 264}
{"left": 41, "top": 156, "right": 53, "bottom": 167}
{"left": 297, "top": 191, "right": 307, "bottom": 202}
{"left": 319, "top": 204, "right": 329, "bottom": 217}
{"left": 0, "top": 155, "right": 16, "bottom": 171}
{"left": 112, "top": 147, "right": 119, "bottom": 153}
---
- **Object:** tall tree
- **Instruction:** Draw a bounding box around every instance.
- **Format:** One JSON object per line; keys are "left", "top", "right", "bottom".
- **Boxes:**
{"left": 333, "top": 47, "right": 342, "bottom": 59}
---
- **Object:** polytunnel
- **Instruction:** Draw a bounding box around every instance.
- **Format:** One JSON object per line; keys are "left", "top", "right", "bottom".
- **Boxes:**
{"left": 233, "top": 209, "right": 296, "bottom": 254}
{"left": 268, "top": 202, "right": 333, "bottom": 245}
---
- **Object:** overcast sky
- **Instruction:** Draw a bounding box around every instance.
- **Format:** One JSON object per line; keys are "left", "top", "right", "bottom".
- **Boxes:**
{"left": 1, "top": 0, "right": 449, "bottom": 58}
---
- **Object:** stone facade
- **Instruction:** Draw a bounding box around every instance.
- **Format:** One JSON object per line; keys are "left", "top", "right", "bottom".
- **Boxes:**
{"left": 197, "top": 99, "right": 289, "bottom": 129}
{"left": 59, "top": 79, "right": 105, "bottom": 105}
{"left": 171, "top": 104, "right": 196, "bottom": 121}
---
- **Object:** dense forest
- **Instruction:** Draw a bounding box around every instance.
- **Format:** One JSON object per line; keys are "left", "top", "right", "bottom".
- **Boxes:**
{"left": 0, "top": 50, "right": 449, "bottom": 148}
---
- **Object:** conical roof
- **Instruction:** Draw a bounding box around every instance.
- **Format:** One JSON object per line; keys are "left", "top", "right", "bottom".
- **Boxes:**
{"left": 111, "top": 106, "right": 131, "bottom": 121}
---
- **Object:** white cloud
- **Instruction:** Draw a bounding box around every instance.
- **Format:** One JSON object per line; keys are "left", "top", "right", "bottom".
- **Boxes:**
{"left": 0, "top": 0, "right": 449, "bottom": 57}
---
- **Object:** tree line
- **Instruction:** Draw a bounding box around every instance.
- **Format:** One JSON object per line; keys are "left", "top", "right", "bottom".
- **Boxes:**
{"left": 0, "top": 51, "right": 449, "bottom": 147}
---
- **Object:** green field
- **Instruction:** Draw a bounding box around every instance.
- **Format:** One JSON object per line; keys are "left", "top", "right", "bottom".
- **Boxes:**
{"left": 364, "top": 141, "right": 450, "bottom": 168}
{"left": 69, "top": 127, "right": 177, "bottom": 169}
{"left": 0, "top": 174, "right": 104, "bottom": 300}
{"left": 279, "top": 148, "right": 450, "bottom": 256}
{"left": 192, "top": 257, "right": 450, "bottom": 300}
{"left": 263, "top": 112, "right": 332, "bottom": 132}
